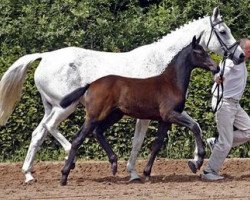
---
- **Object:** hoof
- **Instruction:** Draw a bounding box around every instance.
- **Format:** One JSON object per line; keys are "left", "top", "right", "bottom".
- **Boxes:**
{"left": 111, "top": 162, "right": 117, "bottom": 176}
{"left": 60, "top": 175, "right": 68, "bottom": 186}
{"left": 25, "top": 178, "right": 37, "bottom": 184}
{"left": 144, "top": 176, "right": 150, "bottom": 182}
{"left": 129, "top": 172, "right": 141, "bottom": 182}
{"left": 24, "top": 172, "right": 35, "bottom": 183}
{"left": 70, "top": 163, "right": 76, "bottom": 170}
{"left": 129, "top": 177, "right": 141, "bottom": 183}
{"left": 188, "top": 160, "right": 197, "bottom": 174}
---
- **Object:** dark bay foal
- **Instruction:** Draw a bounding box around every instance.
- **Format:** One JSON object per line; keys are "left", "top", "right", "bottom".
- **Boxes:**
{"left": 60, "top": 36, "right": 219, "bottom": 185}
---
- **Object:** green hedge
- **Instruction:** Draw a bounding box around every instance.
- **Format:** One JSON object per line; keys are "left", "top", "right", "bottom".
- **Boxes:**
{"left": 0, "top": 0, "right": 249, "bottom": 162}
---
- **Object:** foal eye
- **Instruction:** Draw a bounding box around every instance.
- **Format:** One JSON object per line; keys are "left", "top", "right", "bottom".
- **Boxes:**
{"left": 193, "top": 49, "right": 201, "bottom": 54}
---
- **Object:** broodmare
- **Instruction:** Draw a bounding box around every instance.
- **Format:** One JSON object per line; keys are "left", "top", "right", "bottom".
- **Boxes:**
{"left": 60, "top": 36, "right": 219, "bottom": 185}
{"left": 0, "top": 7, "right": 244, "bottom": 183}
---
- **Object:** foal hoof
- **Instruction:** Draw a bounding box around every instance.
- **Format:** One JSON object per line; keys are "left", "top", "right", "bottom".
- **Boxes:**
{"left": 188, "top": 160, "right": 198, "bottom": 174}
{"left": 111, "top": 162, "right": 117, "bottom": 176}
{"left": 60, "top": 174, "right": 68, "bottom": 186}
{"left": 70, "top": 163, "right": 76, "bottom": 170}
{"left": 144, "top": 176, "right": 150, "bottom": 182}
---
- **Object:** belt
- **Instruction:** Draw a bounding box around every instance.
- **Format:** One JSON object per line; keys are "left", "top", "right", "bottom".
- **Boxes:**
{"left": 224, "top": 98, "right": 240, "bottom": 103}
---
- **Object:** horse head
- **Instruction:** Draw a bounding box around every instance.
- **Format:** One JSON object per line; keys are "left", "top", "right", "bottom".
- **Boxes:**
{"left": 191, "top": 35, "right": 220, "bottom": 74}
{"left": 200, "top": 7, "right": 245, "bottom": 64}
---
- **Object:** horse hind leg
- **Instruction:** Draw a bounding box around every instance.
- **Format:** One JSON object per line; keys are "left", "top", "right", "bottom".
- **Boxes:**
{"left": 127, "top": 119, "right": 150, "bottom": 181}
{"left": 43, "top": 105, "right": 76, "bottom": 157}
{"left": 22, "top": 97, "right": 51, "bottom": 183}
{"left": 22, "top": 119, "right": 48, "bottom": 183}
{"left": 143, "top": 121, "right": 170, "bottom": 180}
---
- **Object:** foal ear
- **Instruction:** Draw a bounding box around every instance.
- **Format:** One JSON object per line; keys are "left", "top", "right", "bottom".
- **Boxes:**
{"left": 192, "top": 36, "right": 197, "bottom": 48}
{"left": 212, "top": 7, "right": 220, "bottom": 21}
{"left": 197, "top": 31, "right": 204, "bottom": 44}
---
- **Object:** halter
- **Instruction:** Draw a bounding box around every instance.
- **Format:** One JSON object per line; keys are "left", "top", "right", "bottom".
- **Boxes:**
{"left": 207, "top": 17, "right": 240, "bottom": 58}
{"left": 207, "top": 17, "right": 240, "bottom": 113}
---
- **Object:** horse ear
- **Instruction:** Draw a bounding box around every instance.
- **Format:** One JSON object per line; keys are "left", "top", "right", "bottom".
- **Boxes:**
{"left": 192, "top": 36, "right": 197, "bottom": 48}
{"left": 212, "top": 7, "right": 220, "bottom": 21}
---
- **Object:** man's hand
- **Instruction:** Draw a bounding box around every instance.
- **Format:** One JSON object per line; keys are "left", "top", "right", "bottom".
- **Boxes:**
{"left": 214, "top": 75, "right": 224, "bottom": 84}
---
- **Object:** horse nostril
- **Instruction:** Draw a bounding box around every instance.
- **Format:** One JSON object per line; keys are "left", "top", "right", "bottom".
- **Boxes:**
{"left": 239, "top": 53, "right": 245, "bottom": 60}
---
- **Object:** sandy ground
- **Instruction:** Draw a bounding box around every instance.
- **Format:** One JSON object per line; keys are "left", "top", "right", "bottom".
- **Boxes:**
{"left": 0, "top": 158, "right": 250, "bottom": 200}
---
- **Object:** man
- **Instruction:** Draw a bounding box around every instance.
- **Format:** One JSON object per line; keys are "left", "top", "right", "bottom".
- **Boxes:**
{"left": 202, "top": 38, "right": 250, "bottom": 181}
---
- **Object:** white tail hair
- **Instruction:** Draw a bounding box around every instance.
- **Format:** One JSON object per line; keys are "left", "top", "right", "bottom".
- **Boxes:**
{"left": 0, "top": 53, "right": 42, "bottom": 125}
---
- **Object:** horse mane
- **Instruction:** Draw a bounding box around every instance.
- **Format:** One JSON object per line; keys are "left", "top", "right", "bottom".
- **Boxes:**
{"left": 157, "top": 16, "right": 209, "bottom": 45}
{"left": 168, "top": 42, "right": 192, "bottom": 66}
{"left": 147, "top": 16, "right": 210, "bottom": 73}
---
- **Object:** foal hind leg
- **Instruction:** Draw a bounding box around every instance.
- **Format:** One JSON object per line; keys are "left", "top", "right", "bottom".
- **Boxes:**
{"left": 127, "top": 119, "right": 150, "bottom": 181}
{"left": 143, "top": 121, "right": 170, "bottom": 179}
{"left": 61, "top": 119, "right": 96, "bottom": 186}
{"left": 93, "top": 110, "right": 124, "bottom": 175}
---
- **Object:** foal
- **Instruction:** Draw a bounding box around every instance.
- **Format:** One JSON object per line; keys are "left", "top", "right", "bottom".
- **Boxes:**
{"left": 60, "top": 36, "right": 219, "bottom": 185}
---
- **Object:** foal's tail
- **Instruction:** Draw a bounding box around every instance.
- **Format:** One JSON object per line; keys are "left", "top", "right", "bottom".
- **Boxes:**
{"left": 0, "top": 53, "right": 42, "bottom": 125}
{"left": 60, "top": 84, "right": 90, "bottom": 108}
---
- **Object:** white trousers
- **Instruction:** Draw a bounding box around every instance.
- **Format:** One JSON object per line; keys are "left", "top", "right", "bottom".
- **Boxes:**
{"left": 206, "top": 98, "right": 250, "bottom": 173}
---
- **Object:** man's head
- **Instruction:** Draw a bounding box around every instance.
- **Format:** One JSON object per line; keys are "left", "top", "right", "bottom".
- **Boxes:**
{"left": 240, "top": 39, "right": 250, "bottom": 60}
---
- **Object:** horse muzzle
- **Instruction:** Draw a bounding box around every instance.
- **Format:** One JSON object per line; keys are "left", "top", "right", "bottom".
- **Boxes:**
{"left": 229, "top": 53, "right": 245, "bottom": 65}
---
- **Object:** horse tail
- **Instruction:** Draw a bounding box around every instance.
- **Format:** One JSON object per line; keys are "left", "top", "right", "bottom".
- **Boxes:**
{"left": 0, "top": 53, "right": 42, "bottom": 125}
{"left": 60, "top": 84, "right": 90, "bottom": 108}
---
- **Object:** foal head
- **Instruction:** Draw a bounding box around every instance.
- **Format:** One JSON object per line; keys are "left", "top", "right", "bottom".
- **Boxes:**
{"left": 190, "top": 36, "right": 220, "bottom": 74}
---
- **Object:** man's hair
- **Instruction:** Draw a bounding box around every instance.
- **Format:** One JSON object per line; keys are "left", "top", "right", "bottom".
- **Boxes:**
{"left": 240, "top": 38, "right": 250, "bottom": 49}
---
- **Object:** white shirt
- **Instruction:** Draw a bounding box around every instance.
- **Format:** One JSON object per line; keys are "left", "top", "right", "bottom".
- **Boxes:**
{"left": 212, "top": 59, "right": 247, "bottom": 100}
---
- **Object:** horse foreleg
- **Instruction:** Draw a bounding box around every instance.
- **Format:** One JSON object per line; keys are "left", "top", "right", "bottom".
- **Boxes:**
{"left": 127, "top": 119, "right": 150, "bottom": 181}
{"left": 166, "top": 111, "right": 205, "bottom": 173}
{"left": 143, "top": 121, "right": 170, "bottom": 179}
{"left": 61, "top": 120, "right": 95, "bottom": 186}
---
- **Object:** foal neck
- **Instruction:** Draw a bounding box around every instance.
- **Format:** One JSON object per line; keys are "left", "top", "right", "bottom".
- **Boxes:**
{"left": 162, "top": 46, "right": 194, "bottom": 94}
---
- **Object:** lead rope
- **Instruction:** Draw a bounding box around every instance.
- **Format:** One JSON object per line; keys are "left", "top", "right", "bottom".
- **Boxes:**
{"left": 211, "top": 53, "right": 227, "bottom": 113}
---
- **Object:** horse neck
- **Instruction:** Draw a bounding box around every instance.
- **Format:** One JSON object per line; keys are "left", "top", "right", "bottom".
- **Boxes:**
{"left": 151, "top": 17, "right": 209, "bottom": 68}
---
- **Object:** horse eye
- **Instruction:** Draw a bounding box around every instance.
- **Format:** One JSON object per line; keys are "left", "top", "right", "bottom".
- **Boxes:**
{"left": 220, "top": 30, "right": 227, "bottom": 35}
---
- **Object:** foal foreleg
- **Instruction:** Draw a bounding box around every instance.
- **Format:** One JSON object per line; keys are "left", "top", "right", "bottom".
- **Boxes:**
{"left": 61, "top": 121, "right": 95, "bottom": 186}
{"left": 182, "top": 111, "right": 202, "bottom": 162}
{"left": 143, "top": 121, "right": 170, "bottom": 178}
{"left": 127, "top": 119, "right": 150, "bottom": 181}
{"left": 166, "top": 111, "right": 205, "bottom": 173}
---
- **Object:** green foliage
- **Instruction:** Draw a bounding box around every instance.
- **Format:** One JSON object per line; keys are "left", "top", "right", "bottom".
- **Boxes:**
{"left": 0, "top": 0, "right": 249, "bottom": 162}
